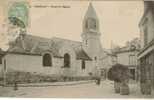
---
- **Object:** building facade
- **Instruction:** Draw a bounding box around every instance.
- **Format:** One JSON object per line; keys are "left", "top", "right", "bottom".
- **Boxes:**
{"left": 138, "top": 1, "right": 154, "bottom": 94}
{"left": 0, "top": 49, "right": 5, "bottom": 78}
{"left": 0, "top": 1, "right": 105, "bottom": 79}
{"left": 100, "top": 49, "right": 117, "bottom": 79}
{"left": 114, "top": 41, "right": 140, "bottom": 81}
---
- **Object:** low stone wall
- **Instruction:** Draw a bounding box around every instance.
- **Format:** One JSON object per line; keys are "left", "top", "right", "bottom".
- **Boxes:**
{"left": 0, "top": 70, "right": 94, "bottom": 85}
{"left": 5, "top": 80, "right": 95, "bottom": 87}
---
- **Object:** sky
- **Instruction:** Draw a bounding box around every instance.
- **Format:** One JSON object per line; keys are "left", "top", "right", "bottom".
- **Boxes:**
{"left": 0, "top": 0, "right": 144, "bottom": 50}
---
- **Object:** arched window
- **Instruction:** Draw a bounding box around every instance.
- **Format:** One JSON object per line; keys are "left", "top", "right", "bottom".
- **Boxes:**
{"left": 89, "top": 19, "right": 96, "bottom": 29}
{"left": 86, "top": 18, "right": 97, "bottom": 30}
{"left": 82, "top": 60, "right": 85, "bottom": 70}
{"left": 43, "top": 53, "right": 52, "bottom": 67}
{"left": 64, "top": 53, "right": 70, "bottom": 68}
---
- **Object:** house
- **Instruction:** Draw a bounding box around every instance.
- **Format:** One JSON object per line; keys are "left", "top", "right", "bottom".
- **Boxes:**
{"left": 100, "top": 49, "right": 117, "bottom": 79}
{"left": 138, "top": 1, "right": 154, "bottom": 94}
{"left": 113, "top": 38, "right": 140, "bottom": 80}
{"left": 0, "top": 2, "right": 105, "bottom": 81}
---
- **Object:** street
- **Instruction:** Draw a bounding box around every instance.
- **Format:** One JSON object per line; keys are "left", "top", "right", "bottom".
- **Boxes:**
{"left": 0, "top": 80, "right": 154, "bottom": 98}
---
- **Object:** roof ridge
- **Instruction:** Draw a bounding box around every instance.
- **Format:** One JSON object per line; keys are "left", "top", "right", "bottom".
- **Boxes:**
{"left": 52, "top": 36, "right": 82, "bottom": 44}
{"left": 26, "top": 34, "right": 52, "bottom": 40}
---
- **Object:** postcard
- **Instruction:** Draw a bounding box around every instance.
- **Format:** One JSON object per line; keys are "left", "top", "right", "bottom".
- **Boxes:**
{"left": 0, "top": 0, "right": 154, "bottom": 98}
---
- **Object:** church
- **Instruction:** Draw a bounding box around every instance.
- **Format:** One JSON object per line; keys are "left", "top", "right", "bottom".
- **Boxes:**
{"left": 1, "top": 2, "right": 105, "bottom": 78}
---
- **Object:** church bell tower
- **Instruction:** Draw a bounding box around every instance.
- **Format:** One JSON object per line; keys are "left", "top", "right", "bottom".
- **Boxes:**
{"left": 81, "top": 3, "right": 102, "bottom": 62}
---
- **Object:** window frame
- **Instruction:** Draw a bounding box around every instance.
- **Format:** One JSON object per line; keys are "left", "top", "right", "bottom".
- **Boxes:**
{"left": 42, "top": 53, "right": 52, "bottom": 67}
{"left": 129, "top": 54, "right": 136, "bottom": 66}
{"left": 85, "top": 18, "right": 97, "bottom": 30}
{"left": 64, "top": 53, "right": 71, "bottom": 68}
{"left": 82, "top": 60, "right": 86, "bottom": 70}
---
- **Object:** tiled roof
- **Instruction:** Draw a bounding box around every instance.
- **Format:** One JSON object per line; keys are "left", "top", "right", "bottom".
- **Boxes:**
{"left": 7, "top": 34, "right": 92, "bottom": 60}
{"left": 51, "top": 37, "right": 92, "bottom": 60}
{"left": 113, "top": 46, "right": 140, "bottom": 54}
{"left": 102, "top": 49, "right": 116, "bottom": 57}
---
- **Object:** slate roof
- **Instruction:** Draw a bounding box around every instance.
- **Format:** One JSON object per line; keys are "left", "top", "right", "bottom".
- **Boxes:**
{"left": 84, "top": 3, "right": 98, "bottom": 20}
{"left": 103, "top": 49, "right": 117, "bottom": 57}
{"left": 113, "top": 46, "right": 140, "bottom": 54}
{"left": 7, "top": 34, "right": 92, "bottom": 60}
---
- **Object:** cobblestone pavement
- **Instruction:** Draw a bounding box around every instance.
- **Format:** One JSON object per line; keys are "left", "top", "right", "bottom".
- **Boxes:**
{"left": 0, "top": 80, "right": 154, "bottom": 98}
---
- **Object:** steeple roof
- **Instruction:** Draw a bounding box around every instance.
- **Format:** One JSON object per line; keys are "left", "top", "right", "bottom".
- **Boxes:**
{"left": 84, "top": 3, "right": 98, "bottom": 19}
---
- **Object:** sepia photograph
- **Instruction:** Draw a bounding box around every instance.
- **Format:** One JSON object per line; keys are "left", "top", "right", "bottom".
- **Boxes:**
{"left": 0, "top": 0, "right": 154, "bottom": 98}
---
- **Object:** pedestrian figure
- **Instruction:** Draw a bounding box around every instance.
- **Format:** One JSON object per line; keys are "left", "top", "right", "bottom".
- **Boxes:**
{"left": 13, "top": 72, "right": 19, "bottom": 91}
{"left": 14, "top": 81, "right": 18, "bottom": 91}
{"left": 95, "top": 77, "right": 101, "bottom": 85}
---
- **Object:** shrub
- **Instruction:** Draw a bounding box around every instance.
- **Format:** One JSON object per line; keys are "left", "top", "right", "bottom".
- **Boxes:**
{"left": 108, "top": 63, "right": 130, "bottom": 82}
{"left": 108, "top": 63, "right": 130, "bottom": 95}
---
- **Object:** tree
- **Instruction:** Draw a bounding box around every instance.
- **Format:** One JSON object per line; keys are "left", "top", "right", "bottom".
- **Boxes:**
{"left": 108, "top": 63, "right": 130, "bottom": 95}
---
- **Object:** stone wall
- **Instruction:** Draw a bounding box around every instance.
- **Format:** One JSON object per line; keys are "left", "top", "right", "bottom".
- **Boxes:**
{"left": 3, "top": 53, "right": 93, "bottom": 77}
{"left": 140, "top": 51, "right": 154, "bottom": 94}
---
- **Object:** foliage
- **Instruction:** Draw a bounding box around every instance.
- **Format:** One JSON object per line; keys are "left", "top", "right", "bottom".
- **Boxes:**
{"left": 108, "top": 63, "right": 130, "bottom": 82}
